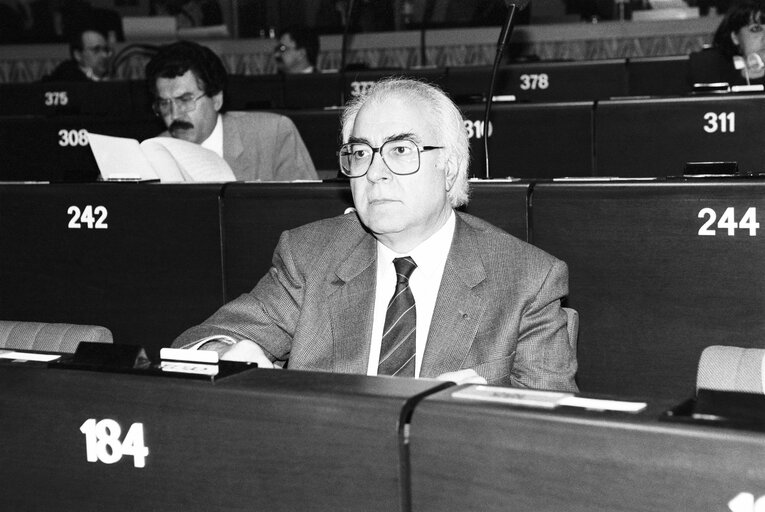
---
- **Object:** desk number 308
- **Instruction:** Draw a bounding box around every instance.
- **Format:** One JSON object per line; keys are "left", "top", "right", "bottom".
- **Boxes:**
{"left": 698, "top": 207, "right": 759, "bottom": 236}
{"left": 80, "top": 419, "right": 149, "bottom": 468}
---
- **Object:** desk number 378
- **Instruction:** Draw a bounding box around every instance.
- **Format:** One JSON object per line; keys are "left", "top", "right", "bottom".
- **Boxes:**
{"left": 80, "top": 418, "right": 149, "bottom": 468}
{"left": 698, "top": 207, "right": 759, "bottom": 236}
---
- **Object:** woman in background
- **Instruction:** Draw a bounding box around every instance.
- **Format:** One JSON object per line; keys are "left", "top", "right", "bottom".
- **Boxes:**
{"left": 689, "top": 0, "right": 765, "bottom": 86}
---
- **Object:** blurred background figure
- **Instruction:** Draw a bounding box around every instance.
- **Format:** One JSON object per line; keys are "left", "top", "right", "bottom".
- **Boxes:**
{"left": 150, "top": 0, "right": 223, "bottom": 28}
{"left": 42, "top": 25, "right": 112, "bottom": 81}
{"left": 689, "top": 0, "right": 765, "bottom": 86}
{"left": 274, "top": 24, "right": 319, "bottom": 74}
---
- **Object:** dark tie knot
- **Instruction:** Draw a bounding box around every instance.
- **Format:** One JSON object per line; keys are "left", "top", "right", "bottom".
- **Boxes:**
{"left": 393, "top": 256, "right": 417, "bottom": 283}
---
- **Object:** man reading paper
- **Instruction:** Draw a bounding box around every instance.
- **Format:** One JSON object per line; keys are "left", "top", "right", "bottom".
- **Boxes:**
{"left": 145, "top": 40, "right": 318, "bottom": 181}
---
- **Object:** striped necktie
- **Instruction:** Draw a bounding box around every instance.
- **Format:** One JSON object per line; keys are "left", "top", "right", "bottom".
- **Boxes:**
{"left": 378, "top": 256, "right": 417, "bottom": 377}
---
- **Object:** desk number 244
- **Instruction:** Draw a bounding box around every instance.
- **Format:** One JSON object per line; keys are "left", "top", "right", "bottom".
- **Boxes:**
{"left": 698, "top": 207, "right": 759, "bottom": 236}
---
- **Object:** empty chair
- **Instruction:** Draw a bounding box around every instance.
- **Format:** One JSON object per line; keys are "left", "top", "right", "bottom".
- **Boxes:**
{"left": 0, "top": 321, "right": 113, "bottom": 353}
{"left": 696, "top": 345, "right": 765, "bottom": 394}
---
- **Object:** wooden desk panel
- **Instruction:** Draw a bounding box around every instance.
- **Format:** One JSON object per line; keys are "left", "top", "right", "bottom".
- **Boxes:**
{"left": 0, "top": 364, "right": 448, "bottom": 511}
{"left": 410, "top": 386, "right": 765, "bottom": 512}
{"left": 531, "top": 181, "right": 765, "bottom": 399}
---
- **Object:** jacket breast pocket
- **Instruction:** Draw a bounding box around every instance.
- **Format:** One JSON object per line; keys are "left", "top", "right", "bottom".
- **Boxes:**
{"left": 472, "top": 352, "right": 516, "bottom": 385}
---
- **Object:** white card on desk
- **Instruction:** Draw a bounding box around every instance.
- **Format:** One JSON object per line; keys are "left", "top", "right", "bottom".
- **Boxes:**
{"left": 452, "top": 385, "right": 573, "bottom": 409}
{"left": 0, "top": 350, "right": 61, "bottom": 362}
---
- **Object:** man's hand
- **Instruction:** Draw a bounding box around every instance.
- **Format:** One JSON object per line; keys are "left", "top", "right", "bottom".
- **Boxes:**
{"left": 435, "top": 369, "right": 487, "bottom": 385}
{"left": 220, "top": 340, "right": 276, "bottom": 368}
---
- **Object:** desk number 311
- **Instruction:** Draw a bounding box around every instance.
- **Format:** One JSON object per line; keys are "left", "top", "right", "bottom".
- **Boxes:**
{"left": 80, "top": 418, "right": 149, "bottom": 468}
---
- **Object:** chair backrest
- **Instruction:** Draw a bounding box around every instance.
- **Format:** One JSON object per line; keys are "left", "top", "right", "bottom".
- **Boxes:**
{"left": 697, "top": 345, "right": 765, "bottom": 394}
{"left": 0, "top": 321, "right": 113, "bottom": 354}
{"left": 563, "top": 306, "right": 578, "bottom": 352}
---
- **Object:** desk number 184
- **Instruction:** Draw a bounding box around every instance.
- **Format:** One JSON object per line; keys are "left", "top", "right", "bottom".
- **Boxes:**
{"left": 80, "top": 418, "right": 149, "bottom": 468}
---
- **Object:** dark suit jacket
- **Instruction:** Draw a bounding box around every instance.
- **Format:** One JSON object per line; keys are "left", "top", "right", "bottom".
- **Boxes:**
{"left": 174, "top": 211, "right": 578, "bottom": 391}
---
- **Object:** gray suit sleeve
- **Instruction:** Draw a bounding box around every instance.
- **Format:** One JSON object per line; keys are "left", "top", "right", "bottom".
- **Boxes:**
{"left": 511, "top": 259, "right": 578, "bottom": 392}
{"left": 171, "top": 230, "right": 304, "bottom": 362}
{"left": 273, "top": 115, "right": 319, "bottom": 181}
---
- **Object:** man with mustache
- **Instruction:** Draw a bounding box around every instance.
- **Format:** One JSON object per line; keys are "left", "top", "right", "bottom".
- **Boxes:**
{"left": 145, "top": 41, "right": 317, "bottom": 181}
{"left": 173, "top": 77, "right": 577, "bottom": 390}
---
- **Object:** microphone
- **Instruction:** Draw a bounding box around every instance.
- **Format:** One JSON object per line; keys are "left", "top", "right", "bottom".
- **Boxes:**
{"left": 482, "top": 0, "right": 530, "bottom": 179}
{"left": 418, "top": 0, "right": 437, "bottom": 67}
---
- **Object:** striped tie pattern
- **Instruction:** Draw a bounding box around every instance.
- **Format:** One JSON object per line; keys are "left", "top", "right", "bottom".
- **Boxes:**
{"left": 378, "top": 256, "right": 417, "bottom": 377}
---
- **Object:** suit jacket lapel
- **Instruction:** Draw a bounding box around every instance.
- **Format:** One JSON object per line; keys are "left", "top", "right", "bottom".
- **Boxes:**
{"left": 327, "top": 230, "right": 377, "bottom": 374}
{"left": 221, "top": 114, "right": 246, "bottom": 180}
{"left": 420, "top": 214, "right": 487, "bottom": 378}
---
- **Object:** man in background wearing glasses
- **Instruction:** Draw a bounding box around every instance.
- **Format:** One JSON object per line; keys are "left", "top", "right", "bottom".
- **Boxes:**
{"left": 274, "top": 25, "right": 319, "bottom": 74}
{"left": 173, "top": 77, "right": 577, "bottom": 391}
{"left": 43, "top": 26, "right": 112, "bottom": 82}
{"left": 145, "top": 41, "right": 317, "bottom": 181}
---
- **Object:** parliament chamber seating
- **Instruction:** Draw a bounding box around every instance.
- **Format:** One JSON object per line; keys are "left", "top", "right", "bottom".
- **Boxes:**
{"left": 3, "top": 179, "right": 765, "bottom": 402}
{"left": 0, "top": 320, "right": 112, "bottom": 352}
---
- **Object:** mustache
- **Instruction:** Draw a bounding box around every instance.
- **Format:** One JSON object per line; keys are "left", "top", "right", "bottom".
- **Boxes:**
{"left": 169, "top": 120, "right": 194, "bottom": 133}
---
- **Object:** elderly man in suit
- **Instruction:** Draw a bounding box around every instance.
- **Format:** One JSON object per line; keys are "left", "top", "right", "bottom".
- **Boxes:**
{"left": 145, "top": 41, "right": 317, "bottom": 181}
{"left": 173, "top": 77, "right": 577, "bottom": 390}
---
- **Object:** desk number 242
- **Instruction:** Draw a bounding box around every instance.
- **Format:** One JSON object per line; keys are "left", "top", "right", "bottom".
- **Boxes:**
{"left": 80, "top": 418, "right": 149, "bottom": 468}
{"left": 698, "top": 207, "right": 759, "bottom": 236}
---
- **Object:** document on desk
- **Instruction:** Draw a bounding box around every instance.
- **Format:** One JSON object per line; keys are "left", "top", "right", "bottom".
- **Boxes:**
{"left": 453, "top": 385, "right": 647, "bottom": 412}
{"left": 87, "top": 132, "right": 236, "bottom": 183}
{"left": 0, "top": 350, "right": 60, "bottom": 362}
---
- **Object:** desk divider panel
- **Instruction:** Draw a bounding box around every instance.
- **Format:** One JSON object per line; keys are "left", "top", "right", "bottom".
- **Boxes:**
{"left": 460, "top": 102, "right": 594, "bottom": 179}
{"left": 596, "top": 94, "right": 765, "bottom": 177}
{"left": 0, "top": 115, "right": 165, "bottom": 182}
{"left": 409, "top": 386, "right": 765, "bottom": 512}
{"left": 0, "top": 364, "right": 450, "bottom": 511}
{"left": 221, "top": 182, "right": 355, "bottom": 301}
{"left": 0, "top": 183, "right": 226, "bottom": 360}
{"left": 530, "top": 181, "right": 765, "bottom": 399}
{"left": 625, "top": 55, "right": 691, "bottom": 97}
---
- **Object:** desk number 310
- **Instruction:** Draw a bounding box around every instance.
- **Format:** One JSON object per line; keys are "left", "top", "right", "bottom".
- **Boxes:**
{"left": 698, "top": 207, "right": 759, "bottom": 236}
{"left": 80, "top": 418, "right": 149, "bottom": 468}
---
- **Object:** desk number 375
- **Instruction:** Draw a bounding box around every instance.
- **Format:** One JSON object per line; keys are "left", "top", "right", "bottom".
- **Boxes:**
{"left": 698, "top": 207, "right": 759, "bottom": 236}
{"left": 80, "top": 418, "right": 149, "bottom": 468}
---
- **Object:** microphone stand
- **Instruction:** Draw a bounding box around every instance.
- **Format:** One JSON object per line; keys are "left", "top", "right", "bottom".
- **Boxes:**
{"left": 339, "top": 0, "right": 356, "bottom": 106}
{"left": 483, "top": 1, "right": 528, "bottom": 179}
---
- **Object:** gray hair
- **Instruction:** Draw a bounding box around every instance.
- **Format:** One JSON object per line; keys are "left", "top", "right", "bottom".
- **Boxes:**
{"left": 341, "top": 77, "right": 471, "bottom": 207}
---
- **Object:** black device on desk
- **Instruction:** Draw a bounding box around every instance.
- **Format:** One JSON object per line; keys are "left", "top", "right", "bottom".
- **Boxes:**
{"left": 663, "top": 389, "right": 765, "bottom": 431}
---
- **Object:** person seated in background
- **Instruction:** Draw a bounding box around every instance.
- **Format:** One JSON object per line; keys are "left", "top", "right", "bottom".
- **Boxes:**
{"left": 150, "top": 0, "right": 222, "bottom": 28}
{"left": 689, "top": 0, "right": 765, "bottom": 87}
{"left": 145, "top": 41, "right": 318, "bottom": 181}
{"left": 172, "top": 77, "right": 578, "bottom": 391}
{"left": 274, "top": 25, "right": 320, "bottom": 74}
{"left": 42, "top": 25, "right": 112, "bottom": 82}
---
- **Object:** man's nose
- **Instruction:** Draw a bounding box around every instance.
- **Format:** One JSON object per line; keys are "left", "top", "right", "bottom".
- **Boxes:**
{"left": 365, "top": 151, "right": 392, "bottom": 182}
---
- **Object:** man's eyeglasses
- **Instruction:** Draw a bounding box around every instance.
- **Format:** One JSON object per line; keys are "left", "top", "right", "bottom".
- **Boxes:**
{"left": 83, "top": 45, "right": 113, "bottom": 55}
{"left": 337, "top": 139, "right": 443, "bottom": 178}
{"left": 274, "top": 44, "right": 295, "bottom": 53}
{"left": 152, "top": 92, "right": 206, "bottom": 116}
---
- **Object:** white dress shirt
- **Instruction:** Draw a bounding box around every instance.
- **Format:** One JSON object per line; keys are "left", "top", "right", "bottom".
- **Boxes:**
{"left": 200, "top": 114, "right": 224, "bottom": 157}
{"left": 366, "top": 211, "right": 456, "bottom": 377}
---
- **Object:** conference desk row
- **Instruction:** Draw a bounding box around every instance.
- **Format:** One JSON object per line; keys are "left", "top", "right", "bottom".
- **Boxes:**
{"left": 2, "top": 179, "right": 764, "bottom": 402}
{"left": 0, "top": 56, "right": 692, "bottom": 116}
{"left": 3, "top": 358, "right": 765, "bottom": 511}
{"left": 2, "top": 91, "right": 764, "bottom": 182}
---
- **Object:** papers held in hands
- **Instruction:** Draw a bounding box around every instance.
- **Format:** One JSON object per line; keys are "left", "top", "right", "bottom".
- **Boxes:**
{"left": 87, "top": 132, "right": 237, "bottom": 183}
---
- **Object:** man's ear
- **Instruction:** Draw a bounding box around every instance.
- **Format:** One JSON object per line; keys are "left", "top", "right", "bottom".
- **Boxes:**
{"left": 443, "top": 154, "right": 461, "bottom": 192}
{"left": 212, "top": 91, "right": 224, "bottom": 112}
{"left": 73, "top": 49, "right": 84, "bottom": 66}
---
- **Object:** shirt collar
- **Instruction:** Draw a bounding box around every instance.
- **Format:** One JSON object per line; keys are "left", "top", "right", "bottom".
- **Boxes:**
{"left": 201, "top": 114, "right": 224, "bottom": 157}
{"left": 376, "top": 210, "right": 456, "bottom": 270}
